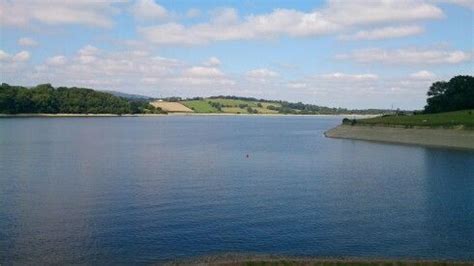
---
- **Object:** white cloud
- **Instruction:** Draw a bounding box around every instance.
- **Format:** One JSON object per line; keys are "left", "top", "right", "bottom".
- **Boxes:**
{"left": 322, "top": 0, "right": 443, "bottom": 26}
{"left": 410, "top": 70, "right": 436, "bottom": 79}
{"left": 12, "top": 51, "right": 31, "bottom": 62}
{"left": 184, "top": 66, "right": 225, "bottom": 78}
{"left": 0, "top": 50, "right": 10, "bottom": 61}
{"left": 131, "top": 0, "right": 168, "bottom": 20}
{"left": 320, "top": 72, "right": 379, "bottom": 80}
{"left": 0, "top": 1, "right": 122, "bottom": 27}
{"left": 0, "top": 50, "right": 31, "bottom": 62}
{"left": 203, "top": 57, "right": 221, "bottom": 66}
{"left": 339, "top": 25, "right": 424, "bottom": 40}
{"left": 338, "top": 48, "right": 472, "bottom": 64}
{"left": 46, "top": 55, "right": 67, "bottom": 66}
{"left": 246, "top": 68, "right": 278, "bottom": 79}
{"left": 140, "top": 1, "right": 443, "bottom": 45}
{"left": 287, "top": 82, "right": 308, "bottom": 89}
{"left": 18, "top": 37, "right": 38, "bottom": 47}
{"left": 10, "top": 45, "right": 235, "bottom": 96}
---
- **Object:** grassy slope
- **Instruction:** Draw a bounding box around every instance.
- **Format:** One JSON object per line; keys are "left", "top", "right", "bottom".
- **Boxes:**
{"left": 180, "top": 100, "right": 219, "bottom": 113}
{"left": 355, "top": 109, "right": 474, "bottom": 128}
{"left": 181, "top": 98, "right": 281, "bottom": 114}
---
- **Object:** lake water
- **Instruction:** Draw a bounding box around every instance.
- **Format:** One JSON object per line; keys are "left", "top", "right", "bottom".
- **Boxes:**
{"left": 1, "top": 116, "right": 473, "bottom": 264}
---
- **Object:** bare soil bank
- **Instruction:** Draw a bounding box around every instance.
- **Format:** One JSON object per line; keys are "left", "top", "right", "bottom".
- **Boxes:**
{"left": 325, "top": 125, "right": 474, "bottom": 150}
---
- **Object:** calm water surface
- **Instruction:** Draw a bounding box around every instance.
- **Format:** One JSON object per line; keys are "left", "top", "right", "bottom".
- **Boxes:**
{"left": 0, "top": 116, "right": 473, "bottom": 264}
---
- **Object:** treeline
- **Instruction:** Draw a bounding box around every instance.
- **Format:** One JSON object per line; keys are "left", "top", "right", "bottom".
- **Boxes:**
{"left": 424, "top": 75, "right": 473, "bottom": 113}
{"left": 0, "top": 83, "right": 164, "bottom": 114}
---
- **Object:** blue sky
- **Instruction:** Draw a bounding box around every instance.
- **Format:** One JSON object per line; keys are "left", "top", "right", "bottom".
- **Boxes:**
{"left": 0, "top": 0, "right": 472, "bottom": 109}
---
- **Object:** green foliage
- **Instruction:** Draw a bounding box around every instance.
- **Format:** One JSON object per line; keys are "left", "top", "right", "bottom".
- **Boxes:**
{"left": 0, "top": 83, "right": 163, "bottom": 114}
{"left": 246, "top": 107, "right": 258, "bottom": 114}
{"left": 354, "top": 109, "right": 474, "bottom": 128}
{"left": 424, "top": 75, "right": 474, "bottom": 113}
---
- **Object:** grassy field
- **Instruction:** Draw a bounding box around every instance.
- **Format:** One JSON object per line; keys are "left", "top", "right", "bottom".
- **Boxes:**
{"left": 181, "top": 98, "right": 281, "bottom": 114}
{"left": 180, "top": 100, "right": 220, "bottom": 113}
{"left": 353, "top": 109, "right": 474, "bottom": 128}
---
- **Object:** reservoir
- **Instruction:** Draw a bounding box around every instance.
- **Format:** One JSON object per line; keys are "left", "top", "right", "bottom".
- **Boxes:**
{"left": 1, "top": 116, "right": 473, "bottom": 264}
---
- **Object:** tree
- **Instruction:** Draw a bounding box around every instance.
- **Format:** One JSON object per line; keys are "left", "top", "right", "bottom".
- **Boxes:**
{"left": 424, "top": 75, "right": 474, "bottom": 113}
{"left": 0, "top": 83, "right": 166, "bottom": 114}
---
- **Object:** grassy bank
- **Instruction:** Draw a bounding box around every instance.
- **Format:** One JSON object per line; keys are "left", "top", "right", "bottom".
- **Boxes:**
{"left": 169, "top": 254, "right": 472, "bottom": 265}
{"left": 350, "top": 110, "right": 474, "bottom": 129}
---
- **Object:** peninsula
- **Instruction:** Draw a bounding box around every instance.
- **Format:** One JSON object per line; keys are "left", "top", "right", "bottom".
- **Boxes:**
{"left": 325, "top": 76, "right": 474, "bottom": 150}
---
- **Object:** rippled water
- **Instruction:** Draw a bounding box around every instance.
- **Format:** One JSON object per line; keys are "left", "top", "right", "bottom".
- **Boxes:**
{"left": 1, "top": 116, "right": 473, "bottom": 264}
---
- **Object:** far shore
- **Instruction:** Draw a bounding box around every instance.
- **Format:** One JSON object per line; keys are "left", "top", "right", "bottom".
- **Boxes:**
{"left": 0, "top": 113, "right": 379, "bottom": 118}
{"left": 167, "top": 254, "right": 473, "bottom": 265}
{"left": 325, "top": 124, "right": 474, "bottom": 150}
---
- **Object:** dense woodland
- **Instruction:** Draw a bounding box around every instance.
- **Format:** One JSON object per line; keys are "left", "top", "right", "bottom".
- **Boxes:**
{"left": 0, "top": 83, "right": 164, "bottom": 114}
{"left": 424, "top": 75, "right": 473, "bottom": 113}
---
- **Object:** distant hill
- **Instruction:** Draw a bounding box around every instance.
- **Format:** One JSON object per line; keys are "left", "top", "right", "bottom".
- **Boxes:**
{"left": 179, "top": 96, "right": 391, "bottom": 115}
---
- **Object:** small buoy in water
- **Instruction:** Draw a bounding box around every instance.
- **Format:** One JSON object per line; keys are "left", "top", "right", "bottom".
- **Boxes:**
{"left": 246, "top": 154, "right": 249, "bottom": 158}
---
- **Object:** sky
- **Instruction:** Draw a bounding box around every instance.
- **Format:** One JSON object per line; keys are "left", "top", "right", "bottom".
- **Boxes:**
{"left": 0, "top": 0, "right": 473, "bottom": 109}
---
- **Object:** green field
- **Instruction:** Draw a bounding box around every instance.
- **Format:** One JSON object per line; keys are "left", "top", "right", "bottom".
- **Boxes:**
{"left": 180, "top": 100, "right": 220, "bottom": 113}
{"left": 353, "top": 109, "right": 474, "bottom": 128}
{"left": 181, "top": 98, "right": 281, "bottom": 114}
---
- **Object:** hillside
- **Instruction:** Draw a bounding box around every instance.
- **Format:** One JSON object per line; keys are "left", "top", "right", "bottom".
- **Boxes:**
{"left": 181, "top": 98, "right": 281, "bottom": 114}
{"left": 346, "top": 109, "right": 474, "bottom": 129}
{"left": 179, "top": 96, "right": 387, "bottom": 115}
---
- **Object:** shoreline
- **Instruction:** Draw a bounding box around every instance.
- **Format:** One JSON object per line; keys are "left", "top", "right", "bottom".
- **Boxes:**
{"left": 0, "top": 113, "right": 379, "bottom": 118}
{"left": 325, "top": 125, "right": 474, "bottom": 150}
{"left": 167, "top": 254, "right": 473, "bottom": 265}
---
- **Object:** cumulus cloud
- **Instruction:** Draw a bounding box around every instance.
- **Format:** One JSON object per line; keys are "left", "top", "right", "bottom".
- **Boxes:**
{"left": 337, "top": 48, "right": 472, "bottom": 64}
{"left": 410, "top": 70, "right": 436, "bottom": 79}
{"left": 46, "top": 55, "right": 67, "bottom": 66}
{"left": 9, "top": 45, "right": 235, "bottom": 96}
{"left": 203, "top": 57, "right": 221, "bottom": 66}
{"left": 12, "top": 51, "right": 31, "bottom": 62}
{"left": 0, "top": 0, "right": 122, "bottom": 27}
{"left": 246, "top": 68, "right": 279, "bottom": 82}
{"left": 131, "top": 0, "right": 168, "bottom": 20}
{"left": 184, "top": 66, "right": 225, "bottom": 77}
{"left": 18, "top": 37, "right": 38, "bottom": 46}
{"left": 0, "top": 50, "right": 10, "bottom": 61}
{"left": 320, "top": 72, "right": 378, "bottom": 81}
{"left": 0, "top": 50, "right": 31, "bottom": 62}
{"left": 339, "top": 25, "right": 424, "bottom": 40}
{"left": 139, "top": 1, "right": 443, "bottom": 45}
